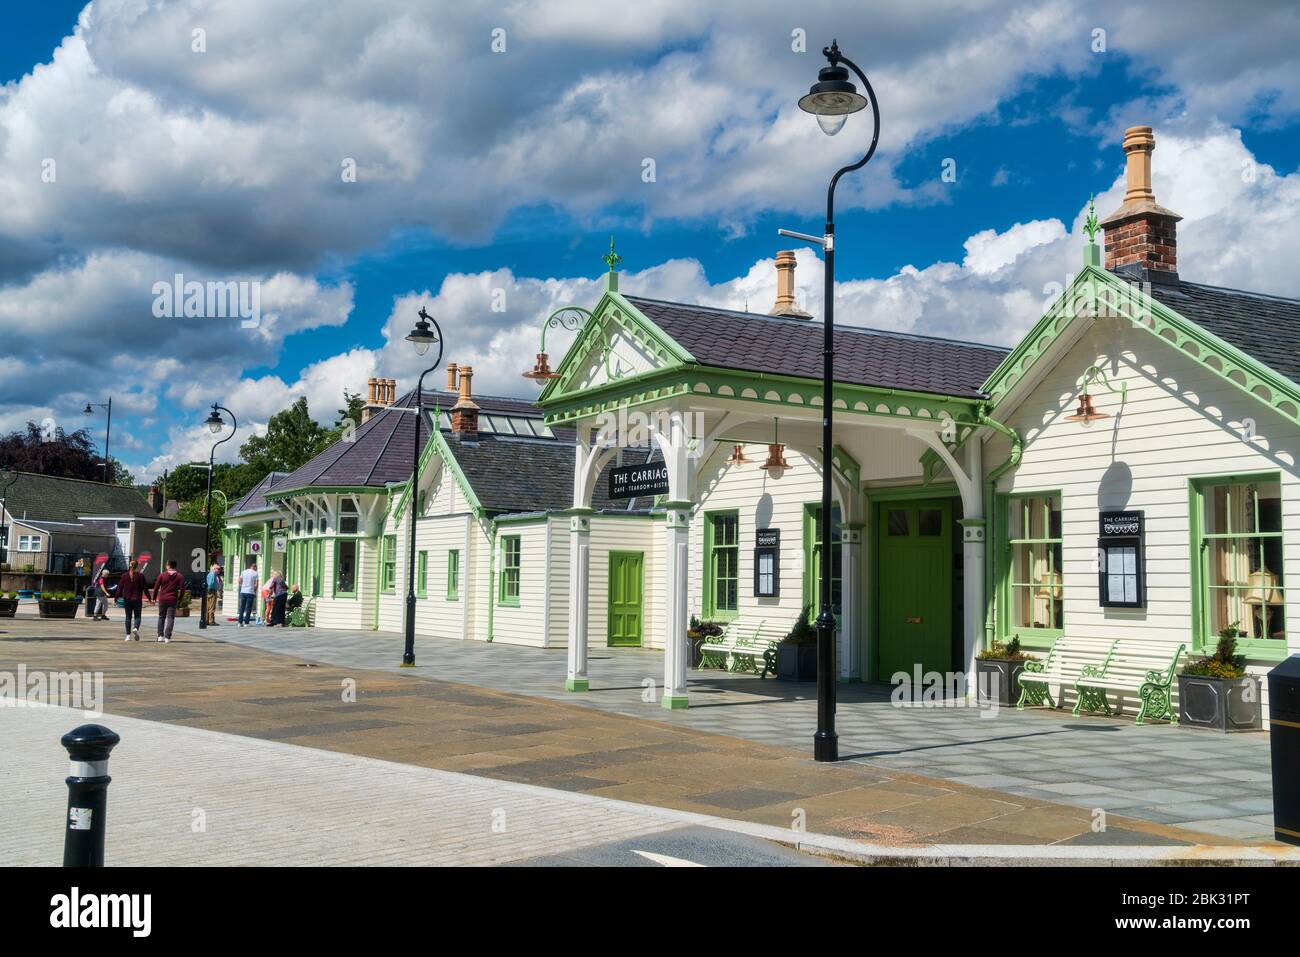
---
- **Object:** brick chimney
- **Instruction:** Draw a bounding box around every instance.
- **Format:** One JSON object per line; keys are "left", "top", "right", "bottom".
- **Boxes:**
{"left": 450, "top": 364, "right": 479, "bottom": 436}
{"left": 148, "top": 485, "right": 163, "bottom": 515}
{"left": 1099, "top": 126, "right": 1181, "bottom": 283}
{"left": 769, "top": 250, "right": 812, "bottom": 319}
{"left": 361, "top": 377, "right": 396, "bottom": 423}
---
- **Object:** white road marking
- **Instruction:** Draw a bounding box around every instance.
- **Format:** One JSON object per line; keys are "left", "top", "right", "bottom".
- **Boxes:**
{"left": 632, "top": 849, "right": 705, "bottom": 867}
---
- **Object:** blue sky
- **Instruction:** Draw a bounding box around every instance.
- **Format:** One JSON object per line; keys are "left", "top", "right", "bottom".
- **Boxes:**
{"left": 2, "top": 1, "right": 1299, "bottom": 478}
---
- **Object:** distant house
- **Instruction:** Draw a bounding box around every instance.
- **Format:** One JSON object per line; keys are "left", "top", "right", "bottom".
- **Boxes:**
{"left": 0, "top": 472, "right": 206, "bottom": 580}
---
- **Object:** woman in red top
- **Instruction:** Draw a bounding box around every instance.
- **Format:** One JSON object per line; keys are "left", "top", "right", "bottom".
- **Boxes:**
{"left": 117, "top": 559, "right": 147, "bottom": 642}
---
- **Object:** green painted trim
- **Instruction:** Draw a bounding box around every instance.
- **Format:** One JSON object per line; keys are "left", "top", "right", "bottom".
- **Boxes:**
{"left": 542, "top": 363, "right": 984, "bottom": 428}
{"left": 538, "top": 290, "right": 696, "bottom": 406}
{"left": 864, "top": 482, "right": 959, "bottom": 503}
{"left": 702, "top": 509, "right": 739, "bottom": 621}
{"left": 660, "top": 694, "right": 689, "bottom": 710}
{"left": 996, "top": 490, "right": 1064, "bottom": 641}
{"left": 981, "top": 265, "right": 1300, "bottom": 431}
{"left": 565, "top": 677, "right": 589, "bottom": 692}
{"left": 379, "top": 534, "right": 397, "bottom": 593}
{"left": 497, "top": 533, "right": 521, "bottom": 606}
{"left": 391, "top": 424, "right": 484, "bottom": 522}
{"left": 332, "top": 538, "right": 358, "bottom": 599}
{"left": 1187, "top": 472, "right": 1289, "bottom": 658}
{"left": 486, "top": 520, "right": 496, "bottom": 641}
{"left": 415, "top": 550, "right": 427, "bottom": 598}
{"left": 267, "top": 485, "right": 382, "bottom": 501}
{"left": 446, "top": 548, "right": 460, "bottom": 601}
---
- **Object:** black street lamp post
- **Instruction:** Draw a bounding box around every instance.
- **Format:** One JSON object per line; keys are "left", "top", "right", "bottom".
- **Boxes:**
{"left": 199, "top": 404, "right": 236, "bottom": 630}
{"left": 400, "top": 306, "right": 444, "bottom": 668}
{"left": 796, "top": 39, "right": 880, "bottom": 763}
{"left": 83, "top": 398, "right": 113, "bottom": 483}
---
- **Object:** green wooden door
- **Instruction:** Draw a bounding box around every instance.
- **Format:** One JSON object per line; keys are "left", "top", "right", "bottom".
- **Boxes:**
{"left": 608, "top": 551, "right": 644, "bottom": 647}
{"left": 875, "top": 500, "right": 953, "bottom": 679}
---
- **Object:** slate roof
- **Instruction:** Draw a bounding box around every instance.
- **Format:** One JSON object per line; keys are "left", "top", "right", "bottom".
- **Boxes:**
{"left": 1135, "top": 272, "right": 1300, "bottom": 387}
{"left": 0, "top": 472, "right": 160, "bottom": 523}
{"left": 448, "top": 436, "right": 655, "bottom": 515}
{"left": 625, "top": 296, "right": 1009, "bottom": 399}
{"left": 228, "top": 471, "right": 290, "bottom": 516}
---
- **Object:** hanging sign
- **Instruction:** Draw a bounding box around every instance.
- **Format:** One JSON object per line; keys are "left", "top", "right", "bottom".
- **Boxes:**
{"left": 1098, "top": 510, "right": 1145, "bottom": 608}
{"left": 248, "top": 540, "right": 263, "bottom": 555}
{"left": 273, "top": 536, "right": 287, "bottom": 553}
{"left": 608, "top": 462, "right": 670, "bottom": 500}
{"left": 136, "top": 551, "right": 152, "bottom": 577}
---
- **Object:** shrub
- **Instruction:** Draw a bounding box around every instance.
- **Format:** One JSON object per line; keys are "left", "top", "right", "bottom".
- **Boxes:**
{"left": 977, "top": 635, "right": 1035, "bottom": 661}
{"left": 1183, "top": 623, "right": 1248, "bottom": 679}
{"left": 783, "top": 605, "right": 818, "bottom": 645}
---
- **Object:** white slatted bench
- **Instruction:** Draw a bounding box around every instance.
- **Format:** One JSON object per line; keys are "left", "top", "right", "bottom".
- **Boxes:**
{"left": 1016, "top": 636, "right": 1116, "bottom": 711}
{"left": 698, "top": 618, "right": 783, "bottom": 678}
{"left": 1073, "top": 638, "right": 1186, "bottom": 725}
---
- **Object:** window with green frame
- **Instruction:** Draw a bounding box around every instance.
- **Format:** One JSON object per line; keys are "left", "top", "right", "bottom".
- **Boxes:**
{"left": 447, "top": 549, "right": 460, "bottom": 600}
{"left": 803, "top": 504, "right": 842, "bottom": 616}
{"left": 1193, "top": 475, "right": 1285, "bottom": 651}
{"left": 334, "top": 539, "right": 357, "bottom": 597}
{"left": 416, "top": 551, "right": 428, "bottom": 598}
{"left": 1004, "top": 492, "right": 1064, "bottom": 636}
{"left": 380, "top": 535, "right": 397, "bottom": 593}
{"left": 704, "top": 511, "right": 739, "bottom": 618}
{"left": 498, "top": 536, "right": 521, "bottom": 605}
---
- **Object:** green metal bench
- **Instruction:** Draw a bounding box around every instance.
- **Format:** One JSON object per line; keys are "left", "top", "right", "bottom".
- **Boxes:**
{"left": 1073, "top": 638, "right": 1186, "bottom": 724}
{"left": 1016, "top": 636, "right": 1116, "bottom": 710}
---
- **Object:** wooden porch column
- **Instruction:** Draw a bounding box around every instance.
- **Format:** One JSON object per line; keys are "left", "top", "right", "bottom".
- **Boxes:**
{"left": 565, "top": 509, "right": 593, "bottom": 692}
{"left": 656, "top": 408, "right": 694, "bottom": 709}
{"left": 960, "top": 437, "right": 986, "bottom": 684}
{"left": 838, "top": 524, "right": 864, "bottom": 681}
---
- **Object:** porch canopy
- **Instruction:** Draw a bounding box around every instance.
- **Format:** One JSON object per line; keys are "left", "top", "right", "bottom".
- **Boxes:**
{"left": 537, "top": 267, "right": 1007, "bottom": 707}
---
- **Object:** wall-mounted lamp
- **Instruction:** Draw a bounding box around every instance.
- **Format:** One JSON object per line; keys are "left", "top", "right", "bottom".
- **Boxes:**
{"left": 1065, "top": 365, "right": 1126, "bottom": 428}
{"left": 726, "top": 444, "right": 750, "bottom": 466}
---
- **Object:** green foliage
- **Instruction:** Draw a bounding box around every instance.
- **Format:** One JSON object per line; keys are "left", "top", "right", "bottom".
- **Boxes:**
{"left": 1184, "top": 623, "right": 1248, "bottom": 679}
{"left": 328, "top": 390, "right": 366, "bottom": 444}
{"left": 978, "top": 634, "right": 1035, "bottom": 661}
{"left": 687, "top": 615, "right": 723, "bottom": 638}
{"left": 783, "top": 605, "right": 817, "bottom": 645}
{"left": 239, "top": 397, "right": 336, "bottom": 478}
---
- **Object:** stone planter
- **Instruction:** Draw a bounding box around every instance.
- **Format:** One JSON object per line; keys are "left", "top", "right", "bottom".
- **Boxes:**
{"left": 38, "top": 599, "right": 81, "bottom": 620}
{"left": 975, "top": 657, "right": 1027, "bottom": 706}
{"left": 0, "top": 597, "right": 17, "bottom": 618}
{"left": 1178, "top": 673, "right": 1263, "bottom": 732}
{"left": 776, "top": 642, "right": 817, "bottom": 681}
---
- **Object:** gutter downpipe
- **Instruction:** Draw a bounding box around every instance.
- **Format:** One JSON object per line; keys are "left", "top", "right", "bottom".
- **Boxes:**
{"left": 486, "top": 515, "right": 496, "bottom": 642}
{"left": 975, "top": 405, "right": 1022, "bottom": 649}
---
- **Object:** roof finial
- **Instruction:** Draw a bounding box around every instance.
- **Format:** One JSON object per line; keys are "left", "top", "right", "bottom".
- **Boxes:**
{"left": 1084, "top": 194, "right": 1099, "bottom": 244}
{"left": 602, "top": 236, "right": 623, "bottom": 272}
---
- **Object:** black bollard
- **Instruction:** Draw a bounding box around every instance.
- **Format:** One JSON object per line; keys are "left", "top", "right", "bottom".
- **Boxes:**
{"left": 61, "top": 724, "right": 120, "bottom": 867}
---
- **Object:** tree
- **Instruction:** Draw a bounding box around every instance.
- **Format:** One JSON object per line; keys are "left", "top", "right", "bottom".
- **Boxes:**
{"left": 0, "top": 422, "right": 130, "bottom": 483}
{"left": 328, "top": 389, "right": 365, "bottom": 444}
{"left": 238, "top": 396, "right": 334, "bottom": 477}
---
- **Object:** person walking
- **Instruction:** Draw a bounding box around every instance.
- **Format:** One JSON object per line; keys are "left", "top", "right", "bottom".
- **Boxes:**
{"left": 92, "top": 566, "right": 112, "bottom": 621}
{"left": 204, "top": 561, "right": 222, "bottom": 625}
{"left": 117, "top": 559, "right": 147, "bottom": 642}
{"left": 237, "top": 559, "right": 259, "bottom": 628}
{"left": 151, "top": 559, "right": 185, "bottom": 643}
{"left": 267, "top": 570, "right": 288, "bottom": 627}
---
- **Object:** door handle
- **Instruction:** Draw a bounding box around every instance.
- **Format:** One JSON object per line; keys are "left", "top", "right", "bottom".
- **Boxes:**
{"left": 904, "top": 616, "right": 922, "bottom": 624}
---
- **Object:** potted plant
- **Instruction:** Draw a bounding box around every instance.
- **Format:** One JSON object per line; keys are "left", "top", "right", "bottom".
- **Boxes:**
{"left": 1178, "top": 624, "right": 1262, "bottom": 732}
{"left": 776, "top": 605, "right": 818, "bottom": 681}
{"left": 0, "top": 590, "right": 18, "bottom": 618}
{"left": 176, "top": 589, "right": 192, "bottom": 618}
{"left": 687, "top": 615, "right": 723, "bottom": 668}
{"left": 38, "top": 591, "right": 81, "bottom": 619}
{"left": 975, "top": 635, "right": 1036, "bottom": 706}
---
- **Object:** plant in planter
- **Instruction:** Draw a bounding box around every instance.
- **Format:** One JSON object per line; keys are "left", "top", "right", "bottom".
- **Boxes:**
{"left": 975, "top": 635, "right": 1037, "bottom": 706}
{"left": 686, "top": 615, "right": 723, "bottom": 668}
{"left": 776, "top": 605, "right": 819, "bottom": 681}
{"left": 0, "top": 590, "right": 18, "bottom": 618}
{"left": 38, "top": 590, "right": 81, "bottom": 619}
{"left": 1178, "top": 624, "right": 1262, "bottom": 732}
{"left": 176, "top": 590, "right": 192, "bottom": 617}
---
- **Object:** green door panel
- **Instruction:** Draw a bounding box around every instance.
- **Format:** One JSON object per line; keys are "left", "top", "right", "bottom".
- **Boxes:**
{"left": 876, "top": 500, "right": 953, "bottom": 679}
{"left": 608, "top": 551, "right": 644, "bottom": 648}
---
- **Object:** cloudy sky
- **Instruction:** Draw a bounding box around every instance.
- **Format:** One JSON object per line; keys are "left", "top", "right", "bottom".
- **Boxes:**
{"left": 2, "top": 0, "right": 1298, "bottom": 479}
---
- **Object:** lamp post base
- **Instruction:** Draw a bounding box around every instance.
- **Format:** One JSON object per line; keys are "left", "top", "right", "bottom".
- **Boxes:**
{"left": 813, "top": 731, "right": 838, "bottom": 762}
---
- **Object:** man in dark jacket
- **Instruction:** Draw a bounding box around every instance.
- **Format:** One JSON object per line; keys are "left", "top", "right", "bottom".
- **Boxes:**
{"left": 117, "top": 559, "right": 148, "bottom": 642}
{"left": 151, "top": 559, "right": 186, "bottom": 644}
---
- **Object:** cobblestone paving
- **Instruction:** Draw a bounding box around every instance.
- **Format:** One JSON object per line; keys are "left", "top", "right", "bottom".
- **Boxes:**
{"left": 197, "top": 620, "right": 1276, "bottom": 841}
